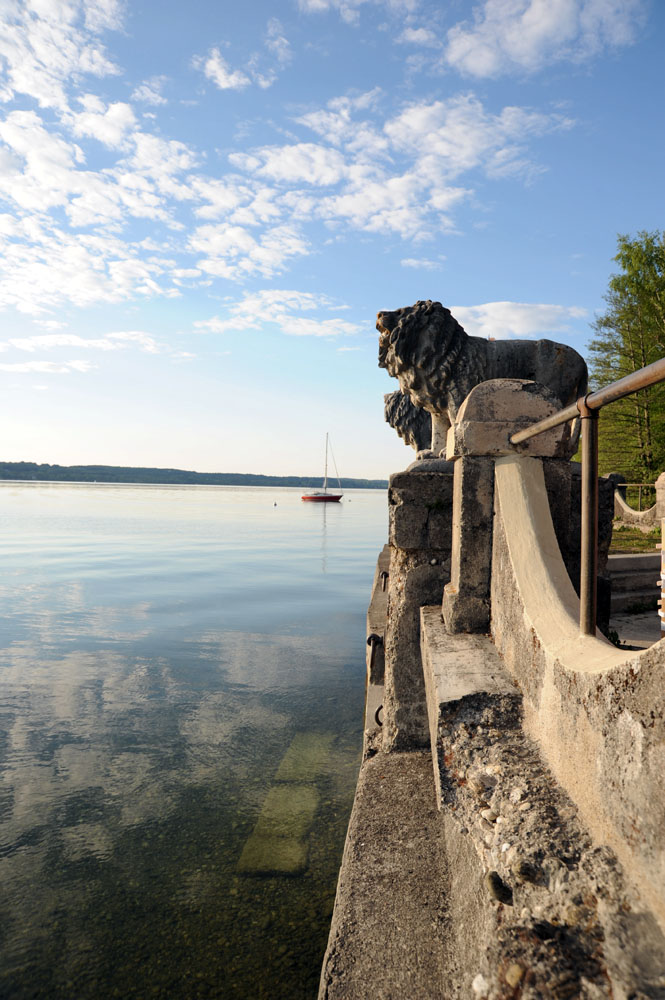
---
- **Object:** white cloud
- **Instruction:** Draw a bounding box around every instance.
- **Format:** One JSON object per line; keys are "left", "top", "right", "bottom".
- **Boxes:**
{"left": 385, "top": 95, "right": 572, "bottom": 181}
{"left": 451, "top": 301, "right": 587, "bottom": 339}
{"left": 195, "top": 21, "right": 292, "bottom": 93}
{"left": 0, "top": 359, "right": 95, "bottom": 373}
{"left": 2, "top": 332, "right": 160, "bottom": 354}
{"left": 196, "top": 289, "right": 360, "bottom": 338}
{"left": 0, "top": 220, "right": 179, "bottom": 315}
{"left": 296, "top": 0, "right": 416, "bottom": 24}
{"left": 396, "top": 27, "right": 440, "bottom": 46}
{"left": 297, "top": 0, "right": 371, "bottom": 24}
{"left": 229, "top": 143, "right": 348, "bottom": 186}
{"left": 66, "top": 95, "right": 137, "bottom": 149}
{"left": 0, "top": 12, "right": 580, "bottom": 319}
{"left": 265, "top": 19, "right": 292, "bottom": 68}
{"left": 132, "top": 77, "right": 168, "bottom": 106}
{"left": 319, "top": 173, "right": 464, "bottom": 239}
{"left": 0, "top": 111, "right": 194, "bottom": 231}
{"left": 401, "top": 257, "right": 444, "bottom": 270}
{"left": 0, "top": 0, "right": 122, "bottom": 110}
{"left": 445, "top": 0, "right": 645, "bottom": 77}
{"left": 223, "top": 91, "right": 570, "bottom": 241}
{"left": 190, "top": 223, "right": 309, "bottom": 279}
{"left": 83, "top": 0, "right": 124, "bottom": 33}
{"left": 194, "top": 48, "right": 251, "bottom": 91}
{"left": 297, "top": 91, "right": 387, "bottom": 158}
{"left": 129, "top": 132, "right": 199, "bottom": 180}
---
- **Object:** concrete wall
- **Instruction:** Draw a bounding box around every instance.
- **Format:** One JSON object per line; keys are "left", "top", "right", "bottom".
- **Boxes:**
{"left": 490, "top": 455, "right": 665, "bottom": 935}
{"left": 382, "top": 464, "right": 453, "bottom": 750}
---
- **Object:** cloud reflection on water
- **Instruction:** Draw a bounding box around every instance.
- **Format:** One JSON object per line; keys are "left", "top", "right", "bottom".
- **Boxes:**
{"left": 0, "top": 484, "right": 385, "bottom": 996}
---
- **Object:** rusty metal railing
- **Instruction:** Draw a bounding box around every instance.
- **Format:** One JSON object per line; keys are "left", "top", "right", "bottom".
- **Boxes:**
{"left": 510, "top": 356, "right": 665, "bottom": 636}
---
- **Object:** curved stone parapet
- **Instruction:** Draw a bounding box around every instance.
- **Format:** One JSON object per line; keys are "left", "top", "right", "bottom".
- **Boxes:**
{"left": 612, "top": 471, "right": 665, "bottom": 525}
{"left": 491, "top": 454, "right": 665, "bottom": 934}
{"left": 614, "top": 489, "right": 659, "bottom": 524}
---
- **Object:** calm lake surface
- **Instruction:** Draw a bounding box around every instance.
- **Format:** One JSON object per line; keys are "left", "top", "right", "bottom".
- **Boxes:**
{"left": 0, "top": 483, "right": 389, "bottom": 999}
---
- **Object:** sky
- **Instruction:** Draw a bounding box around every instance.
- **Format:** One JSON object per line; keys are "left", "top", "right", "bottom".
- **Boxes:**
{"left": 0, "top": 0, "right": 663, "bottom": 480}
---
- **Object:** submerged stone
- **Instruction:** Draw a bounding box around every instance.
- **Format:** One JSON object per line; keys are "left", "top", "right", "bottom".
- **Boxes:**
{"left": 274, "top": 732, "right": 335, "bottom": 783}
{"left": 238, "top": 784, "right": 319, "bottom": 875}
{"left": 237, "top": 834, "right": 307, "bottom": 876}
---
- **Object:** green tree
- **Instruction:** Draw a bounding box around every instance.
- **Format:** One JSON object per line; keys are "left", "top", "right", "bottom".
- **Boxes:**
{"left": 588, "top": 231, "right": 665, "bottom": 482}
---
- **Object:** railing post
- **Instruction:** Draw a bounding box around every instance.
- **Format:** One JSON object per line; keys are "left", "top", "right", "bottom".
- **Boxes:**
{"left": 579, "top": 397, "right": 599, "bottom": 635}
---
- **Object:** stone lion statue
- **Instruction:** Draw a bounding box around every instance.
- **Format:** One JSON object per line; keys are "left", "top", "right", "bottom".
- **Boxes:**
{"left": 384, "top": 390, "right": 432, "bottom": 451}
{"left": 378, "top": 300, "right": 588, "bottom": 451}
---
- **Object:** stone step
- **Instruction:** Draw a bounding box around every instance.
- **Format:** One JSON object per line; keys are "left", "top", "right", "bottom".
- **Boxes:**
{"left": 611, "top": 589, "right": 659, "bottom": 613}
{"left": 318, "top": 750, "right": 453, "bottom": 1000}
{"left": 611, "top": 571, "right": 660, "bottom": 591}
{"left": 608, "top": 552, "right": 659, "bottom": 573}
{"left": 420, "top": 607, "right": 517, "bottom": 808}
{"left": 608, "top": 552, "right": 660, "bottom": 611}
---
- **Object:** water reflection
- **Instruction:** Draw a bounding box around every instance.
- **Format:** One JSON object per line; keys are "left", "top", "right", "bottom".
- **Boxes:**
{"left": 0, "top": 484, "right": 387, "bottom": 999}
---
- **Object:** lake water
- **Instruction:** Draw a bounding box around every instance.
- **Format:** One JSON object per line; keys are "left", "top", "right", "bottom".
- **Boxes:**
{"left": 0, "top": 483, "right": 389, "bottom": 999}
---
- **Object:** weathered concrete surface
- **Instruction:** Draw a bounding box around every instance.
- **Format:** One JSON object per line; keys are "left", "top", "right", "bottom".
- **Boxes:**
{"left": 545, "top": 461, "right": 614, "bottom": 603}
{"left": 419, "top": 608, "right": 665, "bottom": 999}
{"left": 318, "top": 750, "right": 453, "bottom": 1000}
{"left": 491, "top": 454, "right": 665, "bottom": 935}
{"left": 440, "top": 380, "right": 613, "bottom": 634}
{"left": 442, "top": 456, "right": 495, "bottom": 633}
{"left": 383, "top": 467, "right": 453, "bottom": 750}
{"left": 445, "top": 378, "right": 578, "bottom": 461}
{"left": 421, "top": 607, "right": 517, "bottom": 807}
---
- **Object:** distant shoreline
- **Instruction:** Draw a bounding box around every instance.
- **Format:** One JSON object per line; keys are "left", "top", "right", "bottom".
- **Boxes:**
{"left": 0, "top": 462, "right": 389, "bottom": 490}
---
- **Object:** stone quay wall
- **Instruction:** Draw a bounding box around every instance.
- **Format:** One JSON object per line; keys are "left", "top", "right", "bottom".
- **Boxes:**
{"left": 320, "top": 378, "right": 665, "bottom": 1000}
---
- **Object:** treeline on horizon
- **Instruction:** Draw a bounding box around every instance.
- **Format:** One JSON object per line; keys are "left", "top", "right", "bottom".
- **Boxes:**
{"left": 0, "top": 461, "right": 388, "bottom": 490}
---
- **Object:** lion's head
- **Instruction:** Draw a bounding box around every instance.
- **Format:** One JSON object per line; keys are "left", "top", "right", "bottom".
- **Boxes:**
{"left": 377, "top": 300, "right": 466, "bottom": 413}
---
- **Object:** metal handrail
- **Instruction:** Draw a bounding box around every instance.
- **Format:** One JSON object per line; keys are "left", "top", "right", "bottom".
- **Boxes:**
{"left": 509, "top": 356, "right": 665, "bottom": 635}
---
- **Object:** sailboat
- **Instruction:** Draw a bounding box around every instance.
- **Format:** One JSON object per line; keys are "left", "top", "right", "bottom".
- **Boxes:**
{"left": 301, "top": 433, "right": 343, "bottom": 502}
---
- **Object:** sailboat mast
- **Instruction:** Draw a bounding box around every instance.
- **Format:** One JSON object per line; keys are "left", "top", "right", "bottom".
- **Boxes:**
{"left": 323, "top": 432, "right": 329, "bottom": 492}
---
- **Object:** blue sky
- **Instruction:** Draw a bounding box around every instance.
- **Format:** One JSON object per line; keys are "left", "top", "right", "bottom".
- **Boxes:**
{"left": 0, "top": 0, "right": 662, "bottom": 479}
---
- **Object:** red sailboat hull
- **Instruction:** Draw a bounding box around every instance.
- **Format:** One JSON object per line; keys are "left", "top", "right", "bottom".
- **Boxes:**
{"left": 301, "top": 493, "right": 342, "bottom": 502}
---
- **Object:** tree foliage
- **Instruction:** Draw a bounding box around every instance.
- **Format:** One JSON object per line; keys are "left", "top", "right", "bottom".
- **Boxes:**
{"left": 588, "top": 231, "right": 665, "bottom": 482}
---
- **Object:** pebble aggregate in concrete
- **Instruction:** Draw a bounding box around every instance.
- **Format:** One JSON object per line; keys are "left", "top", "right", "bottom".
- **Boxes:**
{"left": 436, "top": 692, "right": 665, "bottom": 999}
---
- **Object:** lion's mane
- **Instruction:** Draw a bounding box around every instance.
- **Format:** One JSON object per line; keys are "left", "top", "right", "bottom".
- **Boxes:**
{"left": 384, "top": 390, "right": 432, "bottom": 451}
{"left": 377, "top": 300, "right": 587, "bottom": 422}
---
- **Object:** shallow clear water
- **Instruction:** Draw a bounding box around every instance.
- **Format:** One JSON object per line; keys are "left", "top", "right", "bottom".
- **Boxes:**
{"left": 0, "top": 483, "right": 388, "bottom": 999}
